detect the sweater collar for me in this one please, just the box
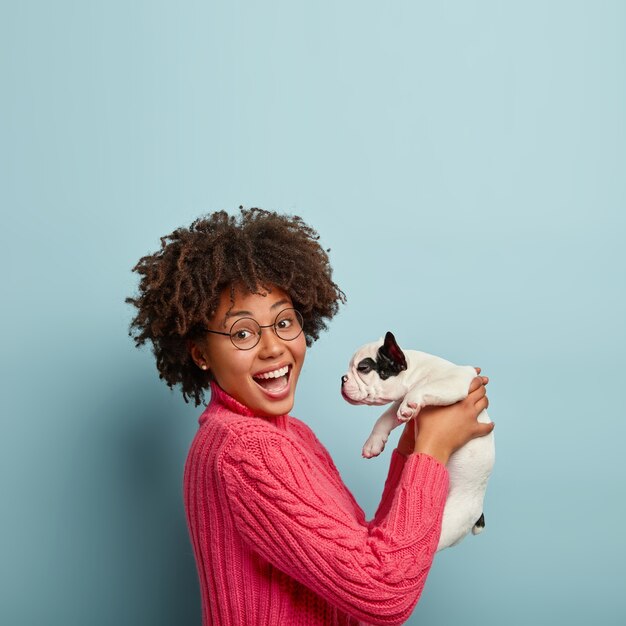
[200,381,290,427]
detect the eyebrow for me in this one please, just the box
[224,299,291,319]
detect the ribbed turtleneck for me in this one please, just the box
[198,381,290,429]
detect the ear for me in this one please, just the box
[379,331,407,370]
[188,340,210,371]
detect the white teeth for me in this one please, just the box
[254,365,289,380]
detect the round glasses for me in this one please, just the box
[205,308,304,350]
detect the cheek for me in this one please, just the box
[356,371,376,390]
[205,340,251,380]
[292,336,307,368]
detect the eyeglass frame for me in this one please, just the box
[204,307,304,350]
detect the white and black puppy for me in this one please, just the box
[341,331,495,551]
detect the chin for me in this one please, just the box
[250,392,295,417]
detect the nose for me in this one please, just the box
[341,375,348,386]
[258,326,285,357]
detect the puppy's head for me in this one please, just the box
[341,331,408,405]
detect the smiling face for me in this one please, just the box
[189,285,306,417]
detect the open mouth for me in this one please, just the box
[252,364,291,395]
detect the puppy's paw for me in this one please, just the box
[397,401,420,422]
[362,434,387,459]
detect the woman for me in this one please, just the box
[126,207,492,625]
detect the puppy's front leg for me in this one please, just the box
[362,401,402,458]
[398,390,424,421]
[397,371,473,421]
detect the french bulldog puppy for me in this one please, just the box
[341,331,495,551]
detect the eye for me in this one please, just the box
[229,319,260,346]
[357,358,376,374]
[274,309,303,341]
[276,315,293,330]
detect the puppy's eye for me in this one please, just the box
[357,358,376,374]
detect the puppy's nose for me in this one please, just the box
[341,375,348,386]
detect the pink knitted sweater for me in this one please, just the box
[183,382,449,626]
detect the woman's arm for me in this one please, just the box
[221,425,449,626]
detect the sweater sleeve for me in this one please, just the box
[289,418,368,526]
[221,425,449,626]
[369,448,410,528]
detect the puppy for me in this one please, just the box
[341,331,495,551]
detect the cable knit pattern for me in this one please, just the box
[184,382,449,626]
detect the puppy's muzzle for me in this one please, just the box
[341,375,348,386]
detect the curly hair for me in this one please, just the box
[126,207,346,406]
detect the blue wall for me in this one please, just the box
[2,2,625,624]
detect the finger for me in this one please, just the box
[475,421,495,437]
[468,376,484,393]
[468,380,487,399]
[474,367,482,374]
[482,376,489,385]
[473,394,489,413]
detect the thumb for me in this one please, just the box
[476,421,495,437]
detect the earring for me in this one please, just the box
[201,364,208,371]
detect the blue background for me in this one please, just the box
[2,2,625,625]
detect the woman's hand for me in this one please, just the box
[397,368,494,464]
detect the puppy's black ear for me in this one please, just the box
[381,332,407,368]
[377,331,407,379]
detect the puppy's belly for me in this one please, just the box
[446,412,495,486]
[437,414,495,551]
